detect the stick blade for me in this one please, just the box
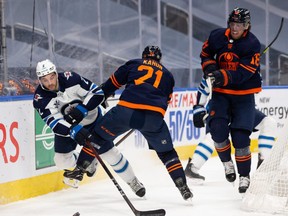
[136,208,166,216]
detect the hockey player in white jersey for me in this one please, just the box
[33,59,145,197]
[185,77,277,183]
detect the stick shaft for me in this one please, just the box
[86,141,139,214]
[260,17,284,56]
[115,129,134,146]
[86,141,166,216]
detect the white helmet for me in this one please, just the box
[36,59,57,78]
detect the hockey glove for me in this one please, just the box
[207,69,231,87]
[193,105,207,128]
[203,63,218,78]
[64,104,88,124]
[70,124,95,147]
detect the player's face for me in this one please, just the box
[229,22,248,40]
[39,72,58,91]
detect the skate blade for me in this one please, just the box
[63,177,80,189]
[186,197,193,204]
[187,178,205,185]
[240,193,246,199]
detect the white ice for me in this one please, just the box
[0,150,280,216]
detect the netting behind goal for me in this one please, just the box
[242,121,288,214]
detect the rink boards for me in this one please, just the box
[0,87,287,204]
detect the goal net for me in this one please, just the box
[242,122,288,214]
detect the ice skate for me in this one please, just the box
[185,158,205,183]
[63,167,85,188]
[63,160,96,188]
[239,176,250,193]
[223,160,236,183]
[174,177,193,201]
[128,177,146,197]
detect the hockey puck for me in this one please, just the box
[73,212,80,216]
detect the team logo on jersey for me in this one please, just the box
[54,100,60,108]
[34,93,43,101]
[218,52,239,71]
[64,71,72,80]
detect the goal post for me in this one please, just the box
[241,121,288,214]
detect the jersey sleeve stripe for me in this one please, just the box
[220,69,229,86]
[110,74,122,88]
[202,60,217,69]
[239,63,257,73]
[201,51,210,58]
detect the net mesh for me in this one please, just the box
[242,122,288,214]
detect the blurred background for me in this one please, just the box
[1,0,288,96]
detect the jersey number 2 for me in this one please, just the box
[134,65,163,88]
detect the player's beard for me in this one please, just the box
[48,80,59,92]
[48,84,56,91]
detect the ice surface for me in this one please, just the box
[0,151,280,216]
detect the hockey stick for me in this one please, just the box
[115,129,135,147]
[202,77,213,121]
[260,17,284,56]
[206,77,213,102]
[65,130,135,189]
[84,140,166,216]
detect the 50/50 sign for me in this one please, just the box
[168,110,201,142]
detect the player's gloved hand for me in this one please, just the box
[64,104,88,124]
[207,69,231,87]
[203,63,218,78]
[70,124,96,147]
[193,105,207,128]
